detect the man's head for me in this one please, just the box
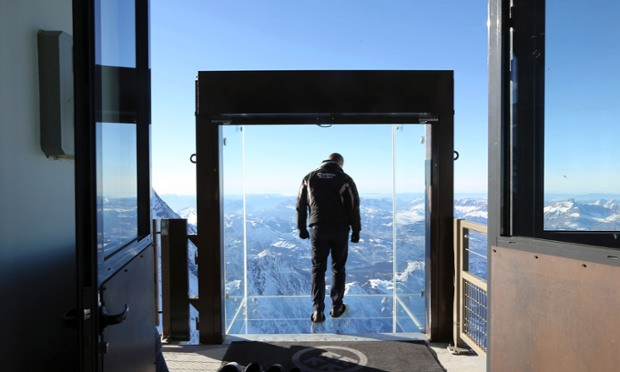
[328,153,344,167]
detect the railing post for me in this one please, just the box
[153,219,160,327]
[160,218,190,341]
[451,219,469,352]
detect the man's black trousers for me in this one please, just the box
[310,224,349,313]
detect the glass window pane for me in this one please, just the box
[96,0,136,67]
[98,123,138,257]
[544,0,620,231]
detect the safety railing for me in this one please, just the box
[453,219,488,357]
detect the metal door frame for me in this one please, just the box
[195,70,454,343]
[74,0,152,370]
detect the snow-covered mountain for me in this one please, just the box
[152,189,198,281]
[544,198,620,230]
[152,191,620,337]
[454,198,488,224]
[151,192,488,336]
[177,207,197,226]
[152,189,180,220]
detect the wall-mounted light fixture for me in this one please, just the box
[37,30,74,158]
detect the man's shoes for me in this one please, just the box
[330,304,348,318]
[265,364,285,372]
[244,362,263,372]
[217,362,242,372]
[310,310,325,323]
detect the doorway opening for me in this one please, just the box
[221,123,428,335]
[195,70,454,343]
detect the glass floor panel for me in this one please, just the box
[226,294,425,335]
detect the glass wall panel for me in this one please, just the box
[223,124,427,335]
[222,125,246,333]
[97,122,138,258]
[544,0,620,231]
[394,124,427,333]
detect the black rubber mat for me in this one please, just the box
[221,340,446,372]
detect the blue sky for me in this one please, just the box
[544,0,620,196]
[150,0,489,196]
[221,124,427,195]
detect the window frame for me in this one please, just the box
[93,0,152,284]
[507,0,620,249]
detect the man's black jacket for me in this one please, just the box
[296,160,361,233]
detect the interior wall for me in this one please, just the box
[489,245,620,371]
[0,1,77,369]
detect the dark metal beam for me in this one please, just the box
[195,107,225,344]
[160,219,190,341]
[425,74,455,341]
[136,0,151,239]
[73,0,99,368]
[199,70,451,121]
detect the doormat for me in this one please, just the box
[221,340,445,372]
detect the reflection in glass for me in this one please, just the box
[97,123,138,257]
[466,230,487,281]
[223,124,427,334]
[96,0,136,67]
[544,1,620,231]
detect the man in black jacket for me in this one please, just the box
[296,153,361,323]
